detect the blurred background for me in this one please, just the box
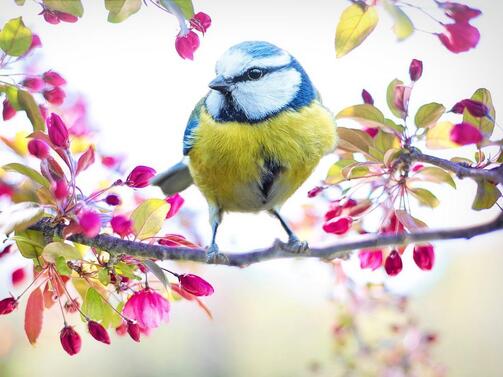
[1,0,503,376]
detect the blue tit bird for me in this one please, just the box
[152,41,336,260]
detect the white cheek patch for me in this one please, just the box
[205,90,225,119]
[232,68,302,121]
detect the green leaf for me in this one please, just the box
[326,159,357,184]
[410,188,440,208]
[415,167,456,189]
[6,86,21,110]
[0,17,32,57]
[102,301,123,329]
[14,229,45,259]
[143,260,168,288]
[18,90,46,132]
[82,288,105,322]
[395,210,427,231]
[336,127,374,156]
[342,163,370,179]
[15,0,27,5]
[2,163,51,188]
[463,88,496,138]
[105,0,142,23]
[335,104,387,128]
[131,199,169,240]
[115,261,139,280]
[382,0,414,40]
[415,103,445,128]
[98,268,111,286]
[42,241,82,263]
[171,0,194,19]
[374,130,399,155]
[425,121,458,149]
[43,0,83,17]
[0,202,44,234]
[472,180,501,210]
[55,255,72,276]
[384,118,405,134]
[335,4,379,58]
[386,79,406,119]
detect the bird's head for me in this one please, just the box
[205,41,316,123]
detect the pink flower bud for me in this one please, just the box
[79,211,101,238]
[43,70,66,86]
[364,127,378,138]
[358,249,383,271]
[307,186,324,198]
[409,59,423,81]
[393,84,411,114]
[115,322,127,336]
[324,206,342,221]
[60,326,82,356]
[412,164,424,172]
[450,122,483,145]
[110,215,132,238]
[22,77,45,92]
[322,217,352,235]
[54,11,78,23]
[342,199,358,209]
[42,9,60,24]
[451,99,489,117]
[127,321,141,342]
[175,30,200,60]
[29,34,42,50]
[437,22,480,53]
[361,89,374,105]
[88,321,111,345]
[28,139,50,159]
[43,86,66,105]
[384,250,403,276]
[179,274,214,296]
[165,193,184,219]
[436,1,481,22]
[413,244,435,271]
[105,194,121,206]
[47,113,69,148]
[0,183,14,198]
[0,297,18,315]
[52,180,69,200]
[190,12,212,34]
[101,156,119,169]
[0,245,13,259]
[126,165,156,188]
[39,105,48,120]
[2,99,16,121]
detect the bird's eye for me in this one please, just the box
[247,68,264,81]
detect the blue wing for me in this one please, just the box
[183,97,206,156]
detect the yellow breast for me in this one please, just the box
[188,101,336,212]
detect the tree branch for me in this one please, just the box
[25,151,503,268]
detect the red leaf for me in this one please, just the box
[76,145,95,175]
[24,287,44,345]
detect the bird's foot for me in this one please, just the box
[206,243,229,264]
[281,236,310,255]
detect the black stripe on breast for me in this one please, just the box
[259,157,284,200]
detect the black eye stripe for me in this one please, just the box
[231,64,290,83]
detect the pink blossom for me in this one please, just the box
[438,22,480,53]
[28,139,50,159]
[43,86,66,105]
[54,11,78,23]
[122,288,170,331]
[450,122,483,145]
[190,12,212,34]
[451,99,489,117]
[436,1,481,22]
[393,84,411,114]
[110,215,132,238]
[175,30,200,60]
[384,250,403,276]
[43,70,66,86]
[22,77,45,92]
[60,326,81,356]
[79,211,101,237]
[413,244,435,270]
[47,113,69,148]
[2,99,16,121]
[361,89,374,105]
[126,165,156,188]
[165,193,184,219]
[359,249,383,271]
[179,274,214,296]
[88,321,111,345]
[409,59,423,81]
[322,217,352,235]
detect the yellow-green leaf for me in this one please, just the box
[15,0,27,5]
[382,0,414,40]
[0,17,32,57]
[395,210,427,231]
[6,86,21,110]
[426,121,458,149]
[105,0,142,23]
[143,259,168,288]
[472,180,501,210]
[55,255,72,276]
[14,229,45,259]
[3,163,50,188]
[410,188,440,208]
[336,104,387,128]
[82,288,105,322]
[386,79,405,119]
[43,0,83,17]
[463,88,496,138]
[131,199,170,240]
[0,202,44,234]
[336,127,374,156]
[326,159,356,184]
[171,0,194,19]
[18,89,46,132]
[415,102,445,128]
[335,4,379,58]
[42,241,82,263]
[415,167,456,188]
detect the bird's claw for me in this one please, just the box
[206,244,229,264]
[282,237,309,255]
